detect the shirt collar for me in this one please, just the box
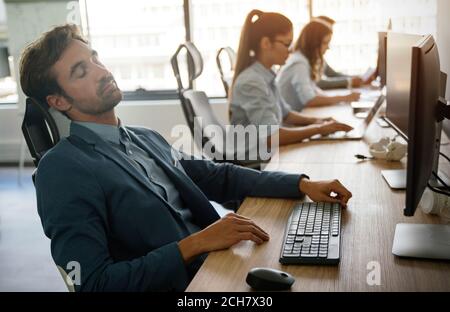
[72,119,129,145]
[251,61,277,85]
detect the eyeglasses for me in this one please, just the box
[273,40,292,49]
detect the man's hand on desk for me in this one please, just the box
[299,179,353,208]
[178,213,269,263]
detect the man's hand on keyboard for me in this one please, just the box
[299,179,353,208]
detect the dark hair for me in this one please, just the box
[19,24,88,105]
[293,20,332,81]
[231,10,293,92]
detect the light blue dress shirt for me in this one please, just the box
[230,61,291,127]
[73,120,201,234]
[230,62,292,159]
[277,51,318,111]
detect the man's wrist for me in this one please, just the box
[178,232,203,264]
[298,174,311,195]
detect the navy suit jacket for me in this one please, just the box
[36,123,305,291]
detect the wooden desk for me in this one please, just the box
[187,105,450,292]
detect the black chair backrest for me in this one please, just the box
[170,42,204,135]
[21,97,60,167]
[216,47,236,97]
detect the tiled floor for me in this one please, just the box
[0,167,66,292]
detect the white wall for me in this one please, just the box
[0,98,228,162]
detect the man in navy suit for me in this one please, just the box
[19,25,352,291]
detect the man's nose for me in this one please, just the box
[93,62,110,79]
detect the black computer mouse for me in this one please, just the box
[246,267,295,291]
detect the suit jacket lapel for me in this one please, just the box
[69,123,172,208]
[127,130,220,227]
[70,123,220,228]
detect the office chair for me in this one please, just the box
[21,98,76,292]
[171,42,260,169]
[216,47,236,97]
[21,97,60,178]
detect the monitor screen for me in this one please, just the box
[385,32,424,138]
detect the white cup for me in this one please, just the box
[420,188,450,223]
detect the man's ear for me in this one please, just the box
[46,94,72,113]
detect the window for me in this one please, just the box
[81,0,438,101]
[191,0,310,97]
[312,0,438,76]
[84,0,185,95]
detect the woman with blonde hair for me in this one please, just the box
[277,18,361,111]
[230,10,352,152]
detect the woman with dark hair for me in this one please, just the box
[277,19,361,111]
[230,10,352,153]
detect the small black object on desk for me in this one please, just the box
[246,267,295,291]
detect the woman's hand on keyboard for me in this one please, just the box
[318,121,353,136]
[299,179,353,208]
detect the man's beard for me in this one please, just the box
[63,77,123,115]
[65,92,122,116]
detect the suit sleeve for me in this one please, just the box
[150,130,308,206]
[180,157,308,204]
[36,150,190,292]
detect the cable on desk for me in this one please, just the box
[354,154,374,160]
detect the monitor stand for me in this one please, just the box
[381,169,406,189]
[382,169,450,190]
[392,223,450,260]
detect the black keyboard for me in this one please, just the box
[279,202,342,265]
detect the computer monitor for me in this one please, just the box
[405,35,446,216]
[376,32,387,87]
[390,34,450,260]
